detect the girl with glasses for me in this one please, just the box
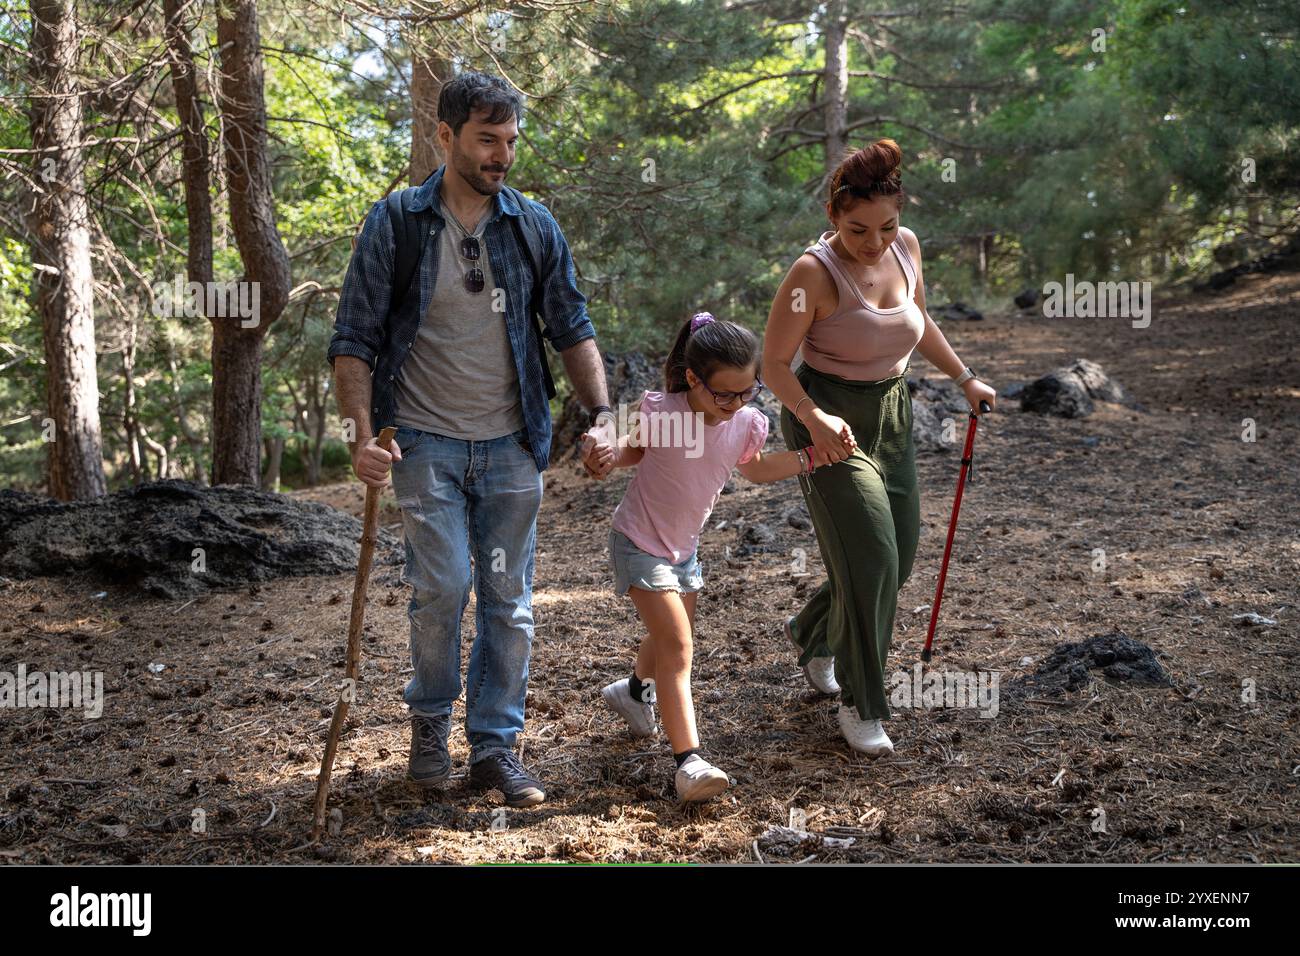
[589,312,854,801]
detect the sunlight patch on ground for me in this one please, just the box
[533,587,610,607]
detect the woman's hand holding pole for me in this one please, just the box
[961,378,997,415]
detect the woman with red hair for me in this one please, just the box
[762,139,997,757]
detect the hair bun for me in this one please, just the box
[862,138,902,179]
[827,138,906,212]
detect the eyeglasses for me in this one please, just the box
[697,376,764,407]
[460,235,485,294]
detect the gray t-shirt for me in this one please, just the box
[393,206,525,440]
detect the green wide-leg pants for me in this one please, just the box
[780,362,921,721]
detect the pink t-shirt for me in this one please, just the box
[611,389,770,563]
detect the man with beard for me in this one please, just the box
[329,71,616,806]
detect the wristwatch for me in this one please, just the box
[953,366,977,386]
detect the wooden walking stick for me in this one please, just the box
[311,425,397,840]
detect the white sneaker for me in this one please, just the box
[674,754,730,802]
[600,677,657,737]
[786,616,839,695]
[837,706,894,758]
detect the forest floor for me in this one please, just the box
[3,270,1297,864]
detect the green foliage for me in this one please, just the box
[1,0,1295,491]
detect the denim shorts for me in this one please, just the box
[609,529,703,597]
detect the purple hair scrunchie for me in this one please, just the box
[690,311,715,333]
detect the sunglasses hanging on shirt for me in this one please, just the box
[459,235,485,294]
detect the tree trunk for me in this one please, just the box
[822,0,849,182]
[262,434,284,491]
[308,379,330,486]
[121,319,144,483]
[164,0,215,486]
[141,427,168,481]
[410,48,450,185]
[163,0,213,288]
[972,233,991,284]
[210,320,264,485]
[284,378,309,480]
[212,0,291,486]
[27,0,106,500]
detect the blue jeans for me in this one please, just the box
[608,529,703,597]
[389,424,543,764]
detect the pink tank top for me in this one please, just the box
[800,231,926,381]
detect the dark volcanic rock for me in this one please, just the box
[1194,235,1300,292]
[732,519,778,557]
[932,301,984,322]
[1014,287,1039,309]
[550,350,663,463]
[1021,370,1095,418]
[784,505,812,531]
[907,376,969,452]
[1019,358,1131,418]
[748,388,785,449]
[0,481,400,598]
[1004,633,1172,700]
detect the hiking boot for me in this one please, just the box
[468,750,546,808]
[600,677,657,737]
[837,706,893,758]
[408,714,452,788]
[786,616,839,695]
[674,754,730,803]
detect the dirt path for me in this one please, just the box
[2,272,1296,863]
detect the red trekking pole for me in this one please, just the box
[922,400,991,663]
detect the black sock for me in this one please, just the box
[673,747,700,768]
[629,673,648,702]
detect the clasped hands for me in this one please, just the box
[579,415,618,479]
[577,407,859,479]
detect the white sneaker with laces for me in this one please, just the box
[837,706,894,757]
[674,754,730,802]
[600,677,657,737]
[785,616,839,695]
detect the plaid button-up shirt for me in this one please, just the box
[327,164,595,471]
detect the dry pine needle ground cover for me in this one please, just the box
[1,272,1296,864]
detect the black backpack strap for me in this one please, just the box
[503,186,558,401]
[386,187,429,314]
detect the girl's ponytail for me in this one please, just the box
[663,318,697,393]
[663,311,761,393]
